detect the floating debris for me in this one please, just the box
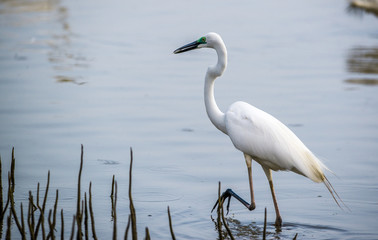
[181,128,194,132]
[55,75,86,85]
[97,159,120,165]
[344,78,378,86]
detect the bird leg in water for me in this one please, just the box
[211,188,254,214]
[212,154,256,213]
[262,166,282,227]
[246,155,256,211]
[268,179,282,227]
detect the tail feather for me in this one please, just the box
[323,175,349,211]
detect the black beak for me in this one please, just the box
[173,41,200,54]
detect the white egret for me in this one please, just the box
[174,32,344,227]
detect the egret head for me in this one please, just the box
[173,32,222,54]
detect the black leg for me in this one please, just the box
[212,188,255,214]
[212,154,257,214]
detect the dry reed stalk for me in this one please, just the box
[88,182,98,240]
[27,191,36,240]
[263,207,267,240]
[48,209,54,240]
[216,181,223,240]
[69,215,75,240]
[10,148,15,189]
[34,171,50,239]
[111,175,115,199]
[111,175,116,218]
[128,148,137,240]
[6,214,11,240]
[8,150,27,239]
[53,190,59,229]
[9,177,23,236]
[220,202,234,240]
[47,189,59,239]
[76,144,84,240]
[37,183,40,208]
[61,209,64,240]
[84,193,89,240]
[112,179,118,240]
[217,182,234,240]
[145,227,150,240]
[2,174,10,220]
[20,203,26,240]
[124,215,131,240]
[167,206,176,240]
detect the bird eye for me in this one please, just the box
[197,37,206,44]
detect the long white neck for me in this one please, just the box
[204,42,227,134]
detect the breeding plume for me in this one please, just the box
[174,32,343,227]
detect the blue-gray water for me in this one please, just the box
[0,0,377,239]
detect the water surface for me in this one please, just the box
[0,0,377,239]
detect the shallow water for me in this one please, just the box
[0,0,378,239]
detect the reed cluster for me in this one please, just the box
[0,145,176,240]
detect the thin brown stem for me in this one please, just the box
[47,189,59,239]
[145,227,150,240]
[9,180,23,234]
[124,215,131,240]
[6,214,11,240]
[37,183,40,209]
[28,191,36,240]
[167,206,176,240]
[1,172,11,218]
[10,148,15,189]
[111,175,115,199]
[20,203,26,240]
[84,193,88,240]
[61,209,64,240]
[263,207,267,240]
[48,209,54,240]
[216,182,222,240]
[220,199,234,240]
[37,205,46,240]
[76,145,84,240]
[69,215,75,240]
[53,190,58,230]
[111,175,115,219]
[293,233,298,240]
[35,171,50,240]
[112,181,118,240]
[129,148,137,240]
[88,182,97,240]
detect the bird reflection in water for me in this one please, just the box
[348,0,378,17]
[345,46,378,86]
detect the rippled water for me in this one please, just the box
[1,0,377,239]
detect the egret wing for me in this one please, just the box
[224,101,326,182]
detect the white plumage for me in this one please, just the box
[225,101,326,182]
